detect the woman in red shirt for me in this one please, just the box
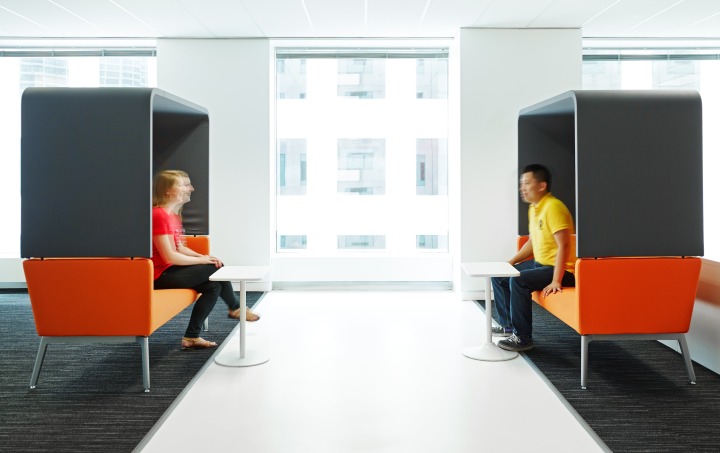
[152,170,259,349]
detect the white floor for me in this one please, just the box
[136,290,609,453]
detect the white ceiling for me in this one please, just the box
[1,0,720,40]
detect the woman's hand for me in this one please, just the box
[205,255,223,268]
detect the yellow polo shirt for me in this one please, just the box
[528,193,576,273]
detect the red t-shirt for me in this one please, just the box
[151,207,183,280]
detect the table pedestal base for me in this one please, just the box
[215,348,269,367]
[462,343,518,361]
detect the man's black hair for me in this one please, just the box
[522,164,552,191]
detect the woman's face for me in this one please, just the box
[180,177,194,204]
[166,178,186,206]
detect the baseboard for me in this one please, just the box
[244,281,272,292]
[461,290,486,301]
[272,281,452,291]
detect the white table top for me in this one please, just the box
[462,262,519,278]
[209,265,270,282]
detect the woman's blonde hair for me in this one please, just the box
[152,170,185,207]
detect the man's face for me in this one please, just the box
[519,172,546,204]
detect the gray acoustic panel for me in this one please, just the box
[152,110,210,236]
[517,112,576,237]
[21,87,209,258]
[518,90,703,258]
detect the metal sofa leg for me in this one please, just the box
[203,318,209,331]
[581,335,590,390]
[677,334,697,385]
[30,337,50,389]
[137,336,151,392]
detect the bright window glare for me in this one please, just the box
[275,54,449,254]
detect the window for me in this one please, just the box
[277,139,307,195]
[416,138,447,195]
[337,59,385,99]
[337,139,385,195]
[582,44,720,261]
[338,235,386,250]
[0,50,156,258]
[275,46,449,259]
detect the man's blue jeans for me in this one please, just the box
[490,260,575,340]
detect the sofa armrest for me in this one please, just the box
[575,257,701,334]
[183,235,209,255]
[23,258,157,336]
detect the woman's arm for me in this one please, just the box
[154,234,216,266]
[177,241,224,266]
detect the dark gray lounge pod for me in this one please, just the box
[518,90,703,258]
[21,87,209,258]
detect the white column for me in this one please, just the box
[455,28,582,299]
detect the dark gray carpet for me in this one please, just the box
[481,300,720,453]
[0,290,263,453]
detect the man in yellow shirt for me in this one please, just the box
[491,164,577,352]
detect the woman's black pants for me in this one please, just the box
[154,264,240,338]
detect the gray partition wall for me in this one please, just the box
[518,90,703,258]
[21,87,209,258]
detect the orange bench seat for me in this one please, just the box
[23,236,209,392]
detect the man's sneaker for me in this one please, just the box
[491,326,513,337]
[497,334,534,352]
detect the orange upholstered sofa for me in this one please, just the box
[517,236,701,389]
[23,236,209,392]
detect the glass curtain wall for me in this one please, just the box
[582,43,720,262]
[0,49,156,257]
[275,48,449,258]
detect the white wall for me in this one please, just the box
[456,28,582,299]
[157,39,272,290]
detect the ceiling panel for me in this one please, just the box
[622,0,720,38]
[581,0,685,37]
[2,0,720,40]
[178,0,263,37]
[529,0,620,28]
[472,0,558,28]
[239,0,314,37]
[1,0,84,37]
[53,0,160,37]
[305,0,364,37]
[113,0,212,37]
[682,11,720,37]
[421,0,493,36]
[365,0,429,37]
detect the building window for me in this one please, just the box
[338,235,386,250]
[417,235,448,250]
[337,139,385,195]
[19,58,69,90]
[338,58,385,99]
[416,138,447,195]
[276,58,307,99]
[100,57,149,87]
[416,58,448,99]
[278,139,307,195]
[279,235,307,250]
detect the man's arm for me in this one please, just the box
[542,229,571,296]
[508,237,534,265]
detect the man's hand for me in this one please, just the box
[542,281,563,297]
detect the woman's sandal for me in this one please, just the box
[228,308,260,322]
[181,337,218,350]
